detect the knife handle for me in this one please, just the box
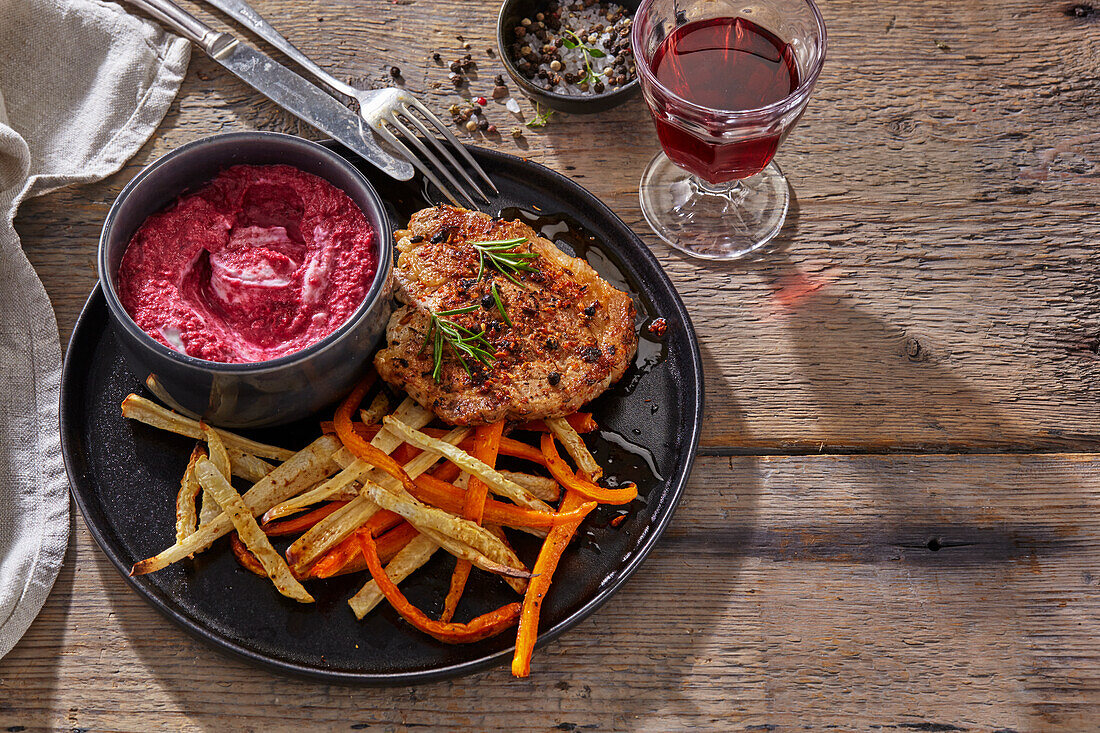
[124,0,225,53]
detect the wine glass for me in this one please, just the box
[631,0,828,259]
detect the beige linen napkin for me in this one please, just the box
[0,0,189,658]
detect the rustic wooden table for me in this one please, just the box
[4,0,1099,730]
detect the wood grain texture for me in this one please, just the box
[15,0,1100,452]
[4,454,1100,731]
[7,0,1100,728]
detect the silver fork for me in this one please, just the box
[201,0,497,208]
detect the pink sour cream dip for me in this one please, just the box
[117,164,377,364]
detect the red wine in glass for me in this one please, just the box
[650,17,800,183]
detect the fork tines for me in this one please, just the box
[367,91,498,209]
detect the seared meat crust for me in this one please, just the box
[374,205,637,425]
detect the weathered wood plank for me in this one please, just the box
[2,453,1098,730]
[15,0,1100,453]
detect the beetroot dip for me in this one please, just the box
[117,164,377,364]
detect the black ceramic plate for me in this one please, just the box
[61,144,703,684]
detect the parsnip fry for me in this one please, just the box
[349,533,438,619]
[286,428,467,574]
[263,455,367,523]
[227,448,275,483]
[360,392,390,426]
[498,471,560,502]
[382,417,553,513]
[282,403,442,573]
[285,496,381,573]
[200,423,231,525]
[545,416,602,480]
[131,435,341,574]
[121,394,294,461]
[175,445,205,545]
[195,458,313,603]
[357,478,530,579]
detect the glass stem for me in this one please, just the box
[692,176,747,204]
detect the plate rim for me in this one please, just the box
[61,144,705,684]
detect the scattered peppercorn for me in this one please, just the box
[583,303,596,317]
[389,66,401,78]
[475,96,488,106]
[432,52,442,62]
[465,119,479,132]
[486,124,498,134]
[492,84,509,99]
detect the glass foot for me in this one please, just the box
[638,153,790,260]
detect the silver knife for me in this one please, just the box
[124,0,414,181]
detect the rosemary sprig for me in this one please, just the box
[422,304,495,381]
[470,237,540,286]
[491,282,512,326]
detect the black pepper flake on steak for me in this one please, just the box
[409,234,425,243]
[545,337,559,351]
[481,292,496,309]
[581,345,601,363]
[548,371,561,386]
[583,303,596,317]
[430,229,449,244]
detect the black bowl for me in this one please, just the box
[497,0,641,115]
[97,132,394,429]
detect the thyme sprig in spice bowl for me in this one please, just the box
[561,28,607,88]
[504,1,636,98]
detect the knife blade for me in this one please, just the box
[124,0,414,181]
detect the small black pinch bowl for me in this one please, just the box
[497,0,641,115]
[97,131,394,429]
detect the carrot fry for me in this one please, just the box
[358,532,521,644]
[391,443,422,465]
[306,533,361,579]
[512,492,597,677]
[303,509,403,577]
[373,522,421,564]
[442,421,504,622]
[309,519,416,578]
[230,532,266,577]
[540,434,638,505]
[333,373,378,452]
[498,437,550,466]
[321,421,382,440]
[411,474,555,532]
[362,508,405,537]
[261,501,348,537]
[431,460,463,484]
[515,413,598,434]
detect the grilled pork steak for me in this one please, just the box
[374,205,638,425]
